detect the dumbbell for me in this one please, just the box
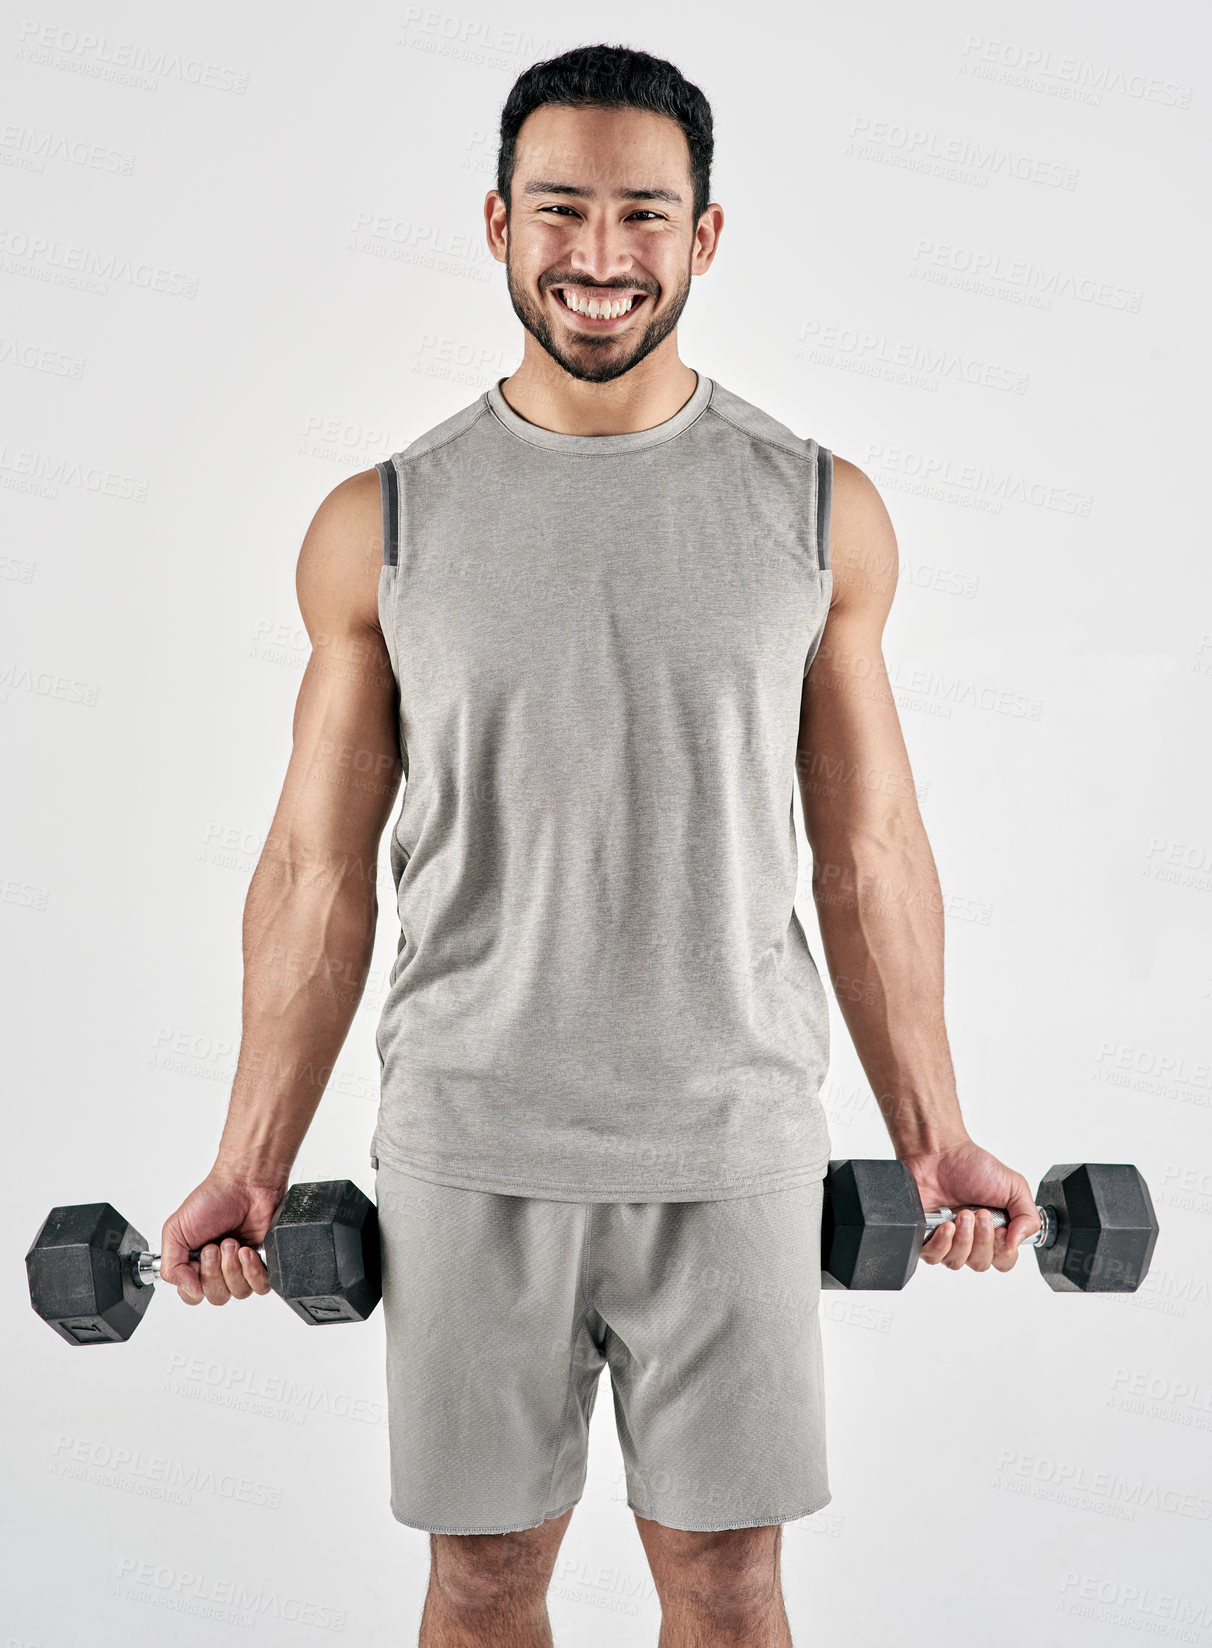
[25,1179,381,1345]
[821,1160,1159,1292]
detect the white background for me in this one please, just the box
[4,1,1210,1643]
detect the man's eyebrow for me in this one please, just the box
[521,179,683,206]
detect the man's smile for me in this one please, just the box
[550,284,651,328]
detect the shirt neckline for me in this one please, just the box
[484,370,713,455]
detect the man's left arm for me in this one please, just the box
[797,455,1040,1272]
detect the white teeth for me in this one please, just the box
[560,289,638,319]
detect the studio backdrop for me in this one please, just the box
[4,2,1209,1644]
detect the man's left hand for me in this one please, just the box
[899,1138,1041,1274]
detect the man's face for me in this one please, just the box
[492,104,709,385]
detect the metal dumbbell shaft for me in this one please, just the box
[133,1243,267,1288]
[926,1203,1057,1249]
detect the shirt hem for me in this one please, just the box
[368,1141,831,1202]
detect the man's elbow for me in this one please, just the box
[805,802,927,868]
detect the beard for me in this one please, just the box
[504,243,693,385]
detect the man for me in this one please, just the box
[162,44,1042,1648]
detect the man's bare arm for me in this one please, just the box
[210,466,403,1190]
[797,457,970,1158]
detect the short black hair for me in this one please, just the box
[497,44,714,226]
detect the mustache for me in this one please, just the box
[545,280,654,296]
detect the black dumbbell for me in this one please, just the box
[821,1159,1159,1293]
[25,1179,381,1345]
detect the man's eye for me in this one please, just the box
[538,206,663,221]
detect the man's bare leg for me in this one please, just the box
[418,1506,575,1647]
[634,1515,793,1647]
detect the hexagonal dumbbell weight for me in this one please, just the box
[25,1179,381,1345]
[821,1159,1158,1292]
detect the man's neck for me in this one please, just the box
[498,357,699,438]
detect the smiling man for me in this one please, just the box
[498,109,694,400]
[161,42,1042,1648]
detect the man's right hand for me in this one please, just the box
[160,1174,283,1306]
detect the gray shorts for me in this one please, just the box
[373,1159,831,1534]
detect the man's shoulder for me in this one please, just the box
[830,455,893,533]
[297,466,387,636]
[705,377,826,465]
[823,455,899,616]
[381,389,493,471]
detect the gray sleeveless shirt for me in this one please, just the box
[370,371,834,1201]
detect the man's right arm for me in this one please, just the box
[209,464,403,1191]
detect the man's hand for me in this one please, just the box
[160,1174,282,1305]
[900,1139,1042,1274]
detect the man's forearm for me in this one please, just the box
[211,842,379,1188]
[810,823,970,1158]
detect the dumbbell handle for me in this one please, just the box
[926,1203,1057,1249]
[136,1212,1056,1284]
[133,1243,266,1288]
